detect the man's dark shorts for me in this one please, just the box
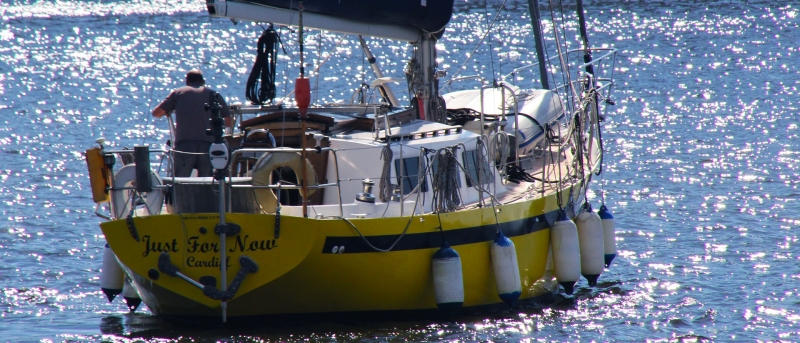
[173,140,213,177]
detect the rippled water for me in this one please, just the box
[1,0,799,342]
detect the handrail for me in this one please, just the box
[230,104,390,116]
[479,82,520,177]
[108,185,169,191]
[98,146,168,220]
[102,148,168,154]
[442,75,486,92]
[101,145,347,217]
[499,83,521,166]
[577,49,617,70]
[231,183,339,190]
[230,147,333,155]
[500,47,617,118]
[502,48,618,83]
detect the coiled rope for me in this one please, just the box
[245,25,281,105]
[378,144,393,202]
[431,147,461,213]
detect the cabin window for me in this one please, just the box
[395,157,428,194]
[462,150,493,187]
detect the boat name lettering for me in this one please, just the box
[231,235,278,252]
[187,236,220,253]
[141,235,179,257]
[181,215,220,220]
[186,255,231,269]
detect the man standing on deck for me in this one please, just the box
[152,69,232,177]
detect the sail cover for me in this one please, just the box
[207,0,454,41]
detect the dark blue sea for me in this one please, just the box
[1,0,799,341]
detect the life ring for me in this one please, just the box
[111,165,164,219]
[251,151,317,213]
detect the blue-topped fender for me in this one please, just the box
[598,204,617,268]
[431,241,464,312]
[490,230,522,304]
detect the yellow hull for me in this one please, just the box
[101,187,577,318]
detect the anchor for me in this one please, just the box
[157,252,258,301]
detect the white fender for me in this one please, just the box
[551,213,581,295]
[576,205,605,287]
[490,230,521,304]
[100,243,124,302]
[431,242,464,311]
[598,204,617,268]
[122,277,142,312]
[111,165,163,219]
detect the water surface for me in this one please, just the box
[1,0,799,341]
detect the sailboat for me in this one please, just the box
[85,0,619,322]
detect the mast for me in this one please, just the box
[420,34,435,120]
[406,33,438,122]
[576,0,595,75]
[296,2,311,218]
[526,0,550,90]
[407,33,446,123]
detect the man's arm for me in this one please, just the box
[153,106,167,118]
[153,91,175,118]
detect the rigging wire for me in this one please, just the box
[546,0,577,104]
[529,0,572,115]
[279,33,346,102]
[278,25,292,148]
[553,120,565,211]
[312,30,322,104]
[341,147,429,252]
[555,0,575,111]
[442,0,509,91]
[141,1,171,147]
[482,0,498,84]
